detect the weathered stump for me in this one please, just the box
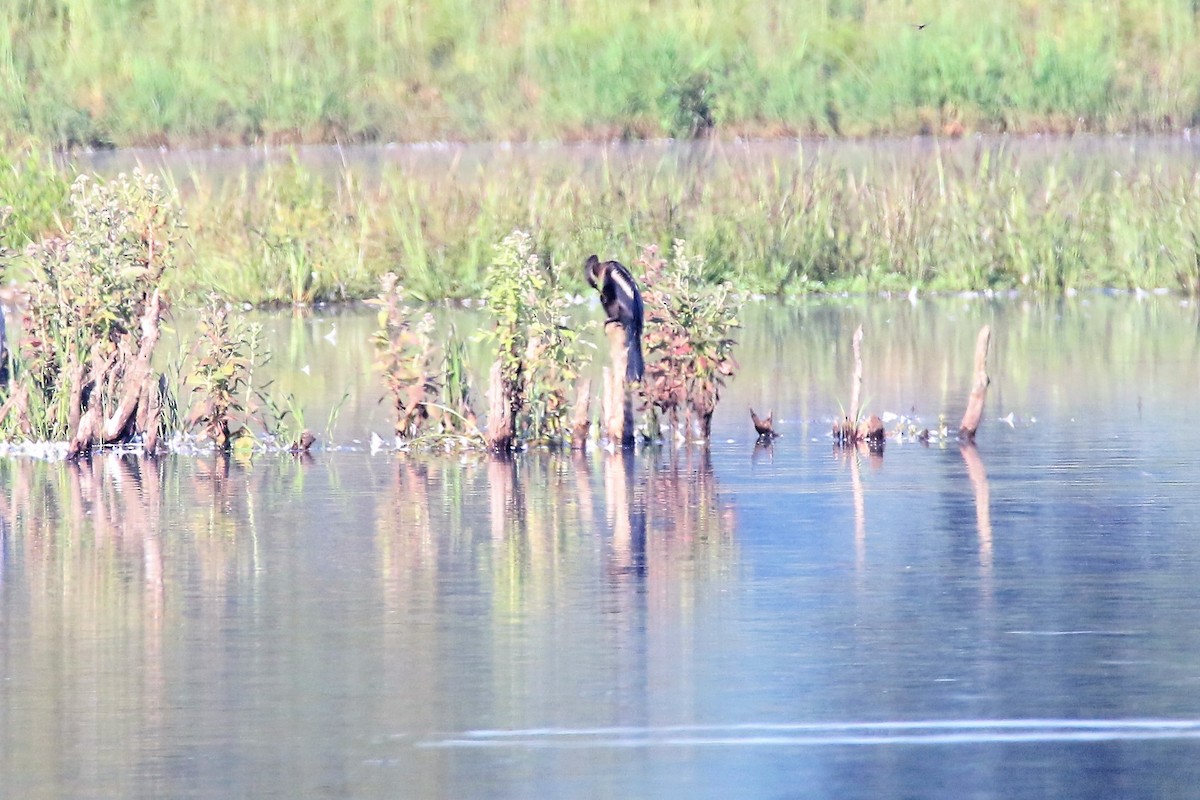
[602,322,634,448]
[959,325,992,441]
[571,379,592,450]
[486,360,516,452]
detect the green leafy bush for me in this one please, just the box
[3,171,180,452]
[638,240,739,440]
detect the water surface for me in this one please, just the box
[3,295,1200,798]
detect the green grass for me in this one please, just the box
[0,146,68,250]
[3,1,1200,149]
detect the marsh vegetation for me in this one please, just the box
[0,168,747,454]
[6,139,1200,308]
[0,171,316,455]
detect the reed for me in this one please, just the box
[7,141,1200,305]
[0,147,69,252]
[176,146,1200,302]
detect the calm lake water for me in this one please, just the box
[4,295,1200,798]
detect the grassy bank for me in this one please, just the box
[3,0,1200,149]
[4,140,1200,304]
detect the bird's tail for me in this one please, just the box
[626,334,644,383]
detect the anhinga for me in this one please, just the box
[585,254,644,383]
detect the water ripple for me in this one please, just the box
[419,720,1200,749]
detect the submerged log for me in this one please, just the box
[959,325,992,441]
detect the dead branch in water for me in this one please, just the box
[959,325,992,441]
[848,324,863,426]
[833,325,883,452]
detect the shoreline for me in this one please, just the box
[41,125,1200,161]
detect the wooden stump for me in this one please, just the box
[571,379,592,450]
[959,325,992,441]
[486,360,515,452]
[602,322,634,448]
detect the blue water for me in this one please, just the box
[3,296,1200,798]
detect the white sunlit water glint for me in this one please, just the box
[420,720,1200,749]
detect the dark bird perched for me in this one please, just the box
[750,406,778,440]
[585,254,644,382]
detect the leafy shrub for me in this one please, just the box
[637,240,739,440]
[484,230,592,448]
[370,273,443,439]
[3,171,180,452]
[371,272,481,446]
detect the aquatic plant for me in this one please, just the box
[637,240,739,440]
[2,171,180,454]
[520,279,593,446]
[182,297,257,449]
[370,273,443,440]
[370,273,482,448]
[13,142,1200,311]
[482,231,537,450]
[183,297,314,452]
[483,231,593,449]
